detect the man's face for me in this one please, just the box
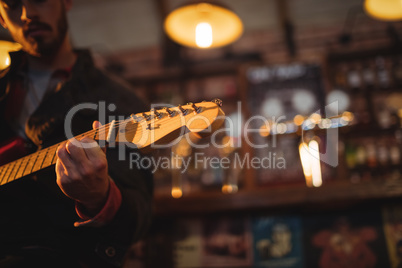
[0,0,72,57]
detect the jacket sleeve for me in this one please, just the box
[90,146,153,266]
[64,53,154,266]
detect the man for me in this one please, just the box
[0,0,152,267]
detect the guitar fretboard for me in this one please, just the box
[0,124,114,186]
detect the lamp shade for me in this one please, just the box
[0,40,21,69]
[364,0,402,21]
[164,2,243,49]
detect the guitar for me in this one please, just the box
[0,99,225,187]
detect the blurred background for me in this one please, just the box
[2,0,402,267]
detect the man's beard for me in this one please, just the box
[16,5,69,57]
[35,7,68,57]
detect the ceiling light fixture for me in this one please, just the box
[164,1,243,49]
[364,0,402,21]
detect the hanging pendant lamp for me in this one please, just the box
[364,0,402,21]
[164,1,244,49]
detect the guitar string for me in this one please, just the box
[2,102,219,182]
[1,104,214,182]
[66,102,214,143]
[72,105,210,143]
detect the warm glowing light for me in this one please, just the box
[259,124,270,137]
[341,111,354,122]
[308,140,323,187]
[173,138,192,157]
[339,118,349,126]
[0,40,22,70]
[299,141,323,187]
[276,123,287,134]
[303,119,315,130]
[310,113,322,124]
[221,135,232,147]
[299,142,313,187]
[196,22,213,48]
[164,2,243,49]
[171,187,183,198]
[364,0,402,21]
[221,136,236,155]
[319,118,332,129]
[222,184,238,194]
[294,115,304,126]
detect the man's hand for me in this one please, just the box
[56,121,109,216]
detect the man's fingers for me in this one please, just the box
[65,138,90,165]
[80,137,106,165]
[92,120,102,130]
[55,158,65,175]
[58,140,95,179]
[92,120,106,154]
[56,143,79,179]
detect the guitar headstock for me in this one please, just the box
[116,99,225,149]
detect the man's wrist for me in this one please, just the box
[79,198,108,216]
[74,178,122,227]
[77,178,111,216]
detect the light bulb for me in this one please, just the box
[308,140,322,187]
[171,187,182,198]
[195,22,213,48]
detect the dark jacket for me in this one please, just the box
[0,50,153,267]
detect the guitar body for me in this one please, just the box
[0,136,31,166]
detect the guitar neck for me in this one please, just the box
[0,100,225,187]
[0,124,114,187]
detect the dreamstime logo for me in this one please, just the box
[62,100,340,169]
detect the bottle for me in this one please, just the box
[389,143,401,180]
[390,144,401,166]
[366,143,377,168]
[334,64,348,88]
[345,144,357,169]
[377,139,389,179]
[377,105,392,129]
[362,60,376,88]
[355,145,366,167]
[378,143,389,167]
[375,56,391,89]
[346,62,362,91]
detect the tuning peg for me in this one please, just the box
[164,107,176,117]
[152,109,163,119]
[191,103,201,113]
[130,113,140,122]
[178,105,188,115]
[142,112,151,121]
[212,98,223,107]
